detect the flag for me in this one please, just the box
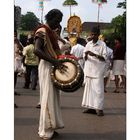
[92,0,107,6]
[38,0,44,10]
[92,0,107,3]
[38,0,51,10]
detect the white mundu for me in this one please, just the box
[38,60,64,138]
[82,40,107,110]
[35,27,64,139]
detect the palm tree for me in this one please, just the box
[63,0,78,17]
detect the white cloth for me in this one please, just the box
[82,40,107,110]
[82,77,104,110]
[112,60,125,75]
[70,44,85,69]
[124,61,126,76]
[14,43,23,72]
[104,46,113,77]
[38,60,64,138]
[14,56,23,72]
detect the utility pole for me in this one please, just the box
[41,6,44,24]
[97,3,101,29]
[38,0,44,24]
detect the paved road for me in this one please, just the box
[15,77,126,140]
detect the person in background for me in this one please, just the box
[98,35,113,92]
[112,37,126,93]
[22,36,39,90]
[103,39,113,92]
[123,53,126,93]
[54,25,71,55]
[82,27,107,116]
[70,37,86,70]
[14,30,23,107]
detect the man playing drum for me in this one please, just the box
[34,9,67,139]
[82,27,107,116]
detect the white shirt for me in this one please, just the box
[70,44,85,69]
[106,46,113,61]
[83,40,107,78]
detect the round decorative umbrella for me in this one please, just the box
[63,0,78,17]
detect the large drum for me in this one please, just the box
[51,55,84,92]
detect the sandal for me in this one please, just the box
[113,90,120,93]
[36,104,41,109]
[104,90,107,93]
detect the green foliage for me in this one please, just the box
[98,1,126,48]
[19,33,28,47]
[111,15,126,35]
[20,12,40,31]
[110,0,126,46]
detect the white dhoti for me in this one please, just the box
[112,60,125,75]
[82,77,104,110]
[38,60,64,138]
[104,61,111,78]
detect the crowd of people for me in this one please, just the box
[14,9,126,140]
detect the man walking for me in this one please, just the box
[82,27,107,116]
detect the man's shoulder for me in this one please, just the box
[24,44,32,50]
[35,27,46,40]
[97,40,106,46]
[23,45,30,52]
[86,41,92,47]
[87,40,92,45]
[36,27,46,33]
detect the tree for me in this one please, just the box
[117,0,126,18]
[20,12,40,31]
[63,0,78,17]
[110,0,126,46]
[111,15,126,36]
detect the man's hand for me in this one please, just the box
[85,51,105,61]
[53,60,68,73]
[85,51,95,60]
[58,64,68,73]
[98,57,105,62]
[85,51,95,56]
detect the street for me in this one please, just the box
[15,77,126,140]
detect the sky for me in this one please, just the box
[14,0,125,28]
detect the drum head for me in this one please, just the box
[55,61,77,83]
[51,58,84,92]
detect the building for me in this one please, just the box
[14,6,21,30]
[82,22,111,32]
